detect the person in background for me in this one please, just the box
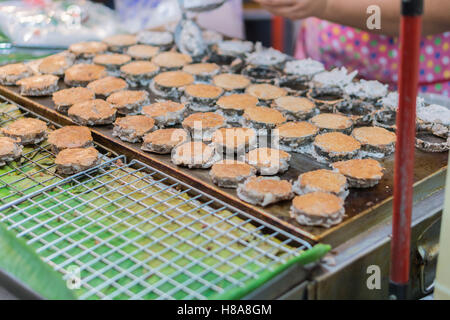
[198,0,244,39]
[255,0,450,96]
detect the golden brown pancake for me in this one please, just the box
[351,126,396,149]
[103,34,137,51]
[310,113,353,132]
[52,87,94,106]
[126,44,159,60]
[332,158,384,188]
[210,160,255,180]
[243,106,286,128]
[106,90,149,115]
[48,126,93,152]
[87,76,128,98]
[183,63,220,76]
[246,84,287,101]
[152,52,192,69]
[120,61,159,76]
[55,146,100,175]
[217,94,258,111]
[171,141,218,168]
[295,169,347,196]
[153,71,194,88]
[292,192,344,217]
[38,54,74,76]
[237,176,293,207]
[276,122,318,139]
[0,63,33,85]
[113,115,156,142]
[185,84,223,99]
[273,96,316,120]
[64,64,107,86]
[0,137,22,165]
[314,132,361,160]
[16,75,59,96]
[182,112,225,130]
[245,147,290,175]
[213,74,250,91]
[142,128,189,154]
[69,41,107,58]
[211,127,256,152]
[68,99,116,126]
[2,118,47,145]
[93,53,131,67]
[210,160,256,188]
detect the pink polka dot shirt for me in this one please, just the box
[295,18,450,96]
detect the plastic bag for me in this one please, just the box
[114,0,181,33]
[0,0,119,48]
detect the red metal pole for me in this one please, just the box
[271,16,284,52]
[390,0,423,300]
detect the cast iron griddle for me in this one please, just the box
[0,81,447,246]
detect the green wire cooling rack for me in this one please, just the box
[0,97,326,300]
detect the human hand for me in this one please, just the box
[254,0,328,20]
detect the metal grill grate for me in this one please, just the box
[1,157,311,300]
[0,95,114,209]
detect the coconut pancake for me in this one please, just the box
[210,160,256,188]
[55,146,100,175]
[182,63,220,78]
[212,74,250,91]
[69,41,107,59]
[0,137,22,166]
[185,84,223,99]
[2,117,47,145]
[246,84,287,102]
[153,71,194,88]
[87,76,128,98]
[68,99,116,126]
[142,128,189,154]
[211,127,257,153]
[152,52,192,69]
[310,113,353,132]
[93,53,132,68]
[47,126,93,153]
[103,34,137,52]
[313,132,361,161]
[16,74,59,96]
[332,159,384,188]
[294,169,348,198]
[273,96,316,120]
[182,112,225,141]
[64,64,107,87]
[275,121,319,150]
[120,61,160,87]
[237,176,293,207]
[243,106,286,129]
[171,141,219,169]
[52,88,94,114]
[112,115,156,143]
[141,101,186,127]
[38,54,74,76]
[126,44,159,60]
[217,94,258,111]
[351,126,396,154]
[0,63,33,85]
[106,90,149,115]
[245,147,290,175]
[290,192,345,227]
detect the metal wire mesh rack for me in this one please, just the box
[0,95,115,209]
[1,156,311,300]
